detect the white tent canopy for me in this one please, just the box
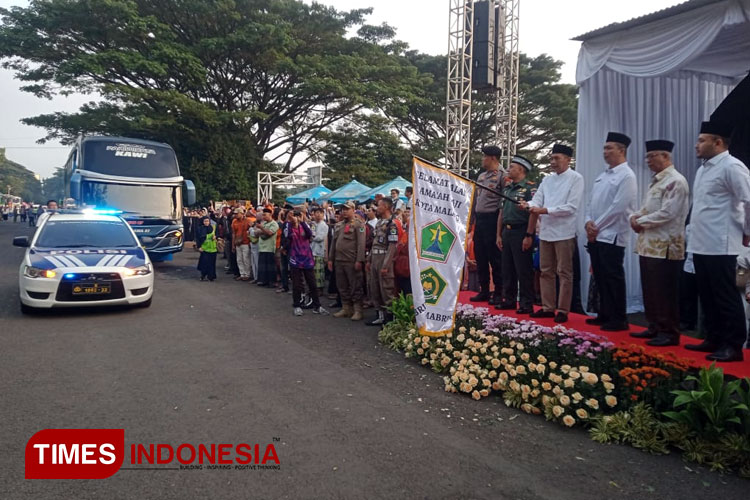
[574,0,750,311]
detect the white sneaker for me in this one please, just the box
[313,307,330,315]
[294,307,303,316]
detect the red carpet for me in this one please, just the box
[457,291,750,379]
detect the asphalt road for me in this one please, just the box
[0,220,746,500]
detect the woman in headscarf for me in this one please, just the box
[196,216,218,281]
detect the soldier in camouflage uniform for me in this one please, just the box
[496,155,537,315]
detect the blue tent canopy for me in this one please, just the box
[355,176,412,202]
[285,185,331,205]
[318,180,371,203]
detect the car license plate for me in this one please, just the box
[72,283,111,295]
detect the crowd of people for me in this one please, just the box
[187,119,749,364]
[191,188,413,325]
[0,201,49,226]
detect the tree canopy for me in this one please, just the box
[0,0,421,200]
[0,149,42,202]
[1,0,577,200]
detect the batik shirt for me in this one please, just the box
[633,165,689,260]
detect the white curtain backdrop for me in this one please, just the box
[576,0,750,83]
[574,0,750,312]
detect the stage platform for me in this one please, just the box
[457,291,750,379]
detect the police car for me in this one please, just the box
[13,209,154,313]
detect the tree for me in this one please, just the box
[41,167,66,203]
[381,52,578,170]
[0,150,42,202]
[0,0,422,201]
[321,114,411,189]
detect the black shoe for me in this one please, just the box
[706,346,744,362]
[200,276,206,281]
[585,317,605,326]
[488,295,502,306]
[516,307,534,315]
[529,309,555,318]
[469,291,490,302]
[685,340,719,352]
[630,329,657,339]
[366,315,385,326]
[646,336,680,347]
[601,322,630,332]
[496,302,517,310]
[553,312,568,324]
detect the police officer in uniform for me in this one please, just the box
[366,198,400,326]
[470,145,505,304]
[496,155,536,314]
[328,200,367,321]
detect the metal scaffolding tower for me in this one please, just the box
[495,0,520,171]
[444,1,520,174]
[256,166,322,205]
[445,0,474,177]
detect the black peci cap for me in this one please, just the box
[551,143,574,157]
[606,132,631,147]
[700,121,734,138]
[645,140,674,153]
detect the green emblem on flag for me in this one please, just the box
[419,219,457,263]
[420,267,447,306]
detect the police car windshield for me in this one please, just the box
[35,220,138,248]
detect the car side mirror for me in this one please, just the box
[13,236,29,247]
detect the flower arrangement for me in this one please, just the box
[400,304,719,425]
[388,303,750,477]
[612,344,692,411]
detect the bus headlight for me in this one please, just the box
[24,266,57,279]
[123,264,152,277]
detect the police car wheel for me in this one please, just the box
[20,302,36,315]
[135,297,152,308]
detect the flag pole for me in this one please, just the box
[413,156,520,205]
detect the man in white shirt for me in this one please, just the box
[310,207,329,296]
[629,140,689,346]
[521,144,584,323]
[405,186,413,210]
[584,132,638,332]
[390,189,405,212]
[366,205,378,231]
[685,121,750,362]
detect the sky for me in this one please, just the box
[0,0,685,178]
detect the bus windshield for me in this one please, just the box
[81,140,180,178]
[81,181,182,220]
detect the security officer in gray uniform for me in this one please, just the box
[366,197,399,326]
[496,155,536,314]
[470,145,505,305]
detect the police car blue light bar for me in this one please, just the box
[81,207,124,215]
